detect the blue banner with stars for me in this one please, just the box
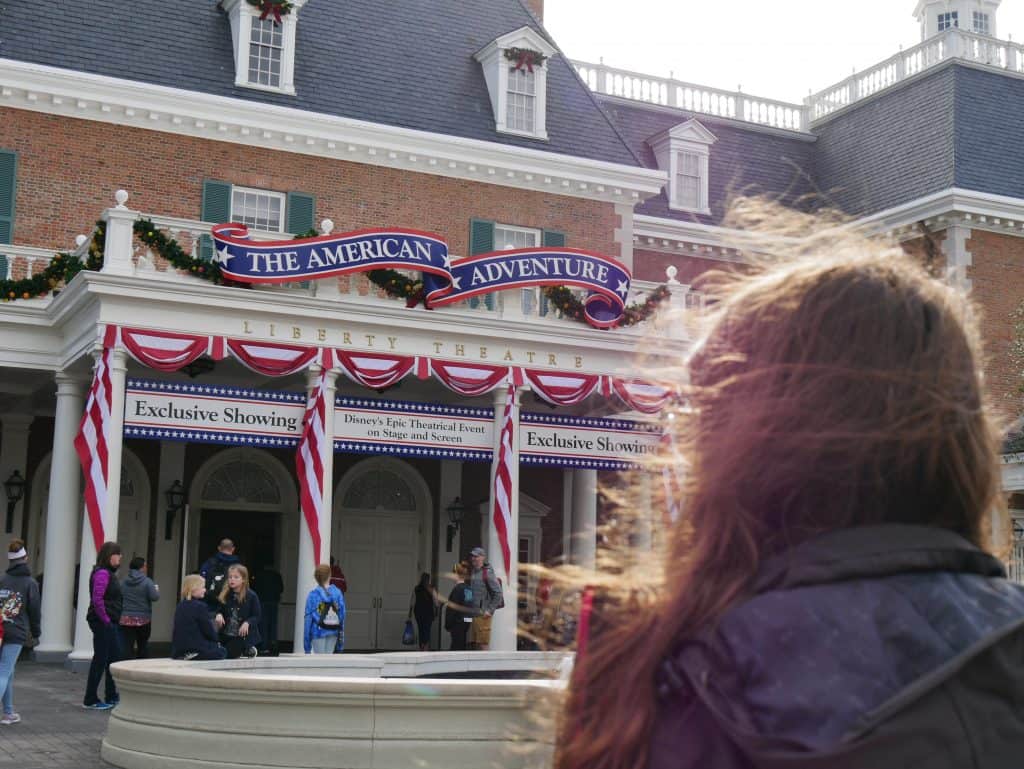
[123,379,658,469]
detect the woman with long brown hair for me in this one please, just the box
[555,232,1024,768]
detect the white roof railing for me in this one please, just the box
[574,27,1024,131]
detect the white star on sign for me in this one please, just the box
[616,280,629,297]
[216,245,237,264]
[451,275,462,290]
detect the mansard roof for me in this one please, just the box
[0,0,640,168]
[599,97,817,225]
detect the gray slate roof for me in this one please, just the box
[599,98,818,225]
[0,0,640,168]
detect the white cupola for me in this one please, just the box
[913,0,1002,40]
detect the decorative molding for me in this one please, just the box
[0,58,666,205]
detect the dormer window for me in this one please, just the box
[222,0,303,95]
[648,119,717,215]
[475,26,557,140]
[973,11,990,34]
[938,11,959,31]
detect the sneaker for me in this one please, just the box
[183,652,199,660]
[0,713,20,725]
[244,646,258,658]
[106,697,120,707]
[82,702,115,711]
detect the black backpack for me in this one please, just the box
[204,562,229,604]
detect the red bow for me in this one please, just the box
[513,50,536,73]
[259,1,284,24]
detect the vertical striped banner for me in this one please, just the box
[74,346,114,551]
[492,384,516,577]
[296,358,332,563]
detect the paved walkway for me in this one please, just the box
[0,661,111,768]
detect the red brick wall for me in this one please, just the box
[633,248,742,285]
[0,109,618,257]
[965,230,1024,421]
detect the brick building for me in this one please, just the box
[1,0,1023,661]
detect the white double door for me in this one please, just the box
[338,512,420,650]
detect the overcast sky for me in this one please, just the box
[545,1,1024,103]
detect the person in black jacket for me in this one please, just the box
[214,564,261,659]
[171,575,226,660]
[83,541,123,710]
[0,539,41,725]
[555,235,1024,769]
[443,561,475,651]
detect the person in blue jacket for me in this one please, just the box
[171,575,226,660]
[304,564,345,654]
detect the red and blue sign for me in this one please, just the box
[210,223,632,328]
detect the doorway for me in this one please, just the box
[334,457,432,651]
[198,509,278,580]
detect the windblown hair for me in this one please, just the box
[218,564,249,605]
[181,574,205,601]
[553,204,1003,769]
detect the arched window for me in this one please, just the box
[202,460,282,506]
[342,468,416,512]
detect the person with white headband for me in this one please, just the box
[0,538,41,726]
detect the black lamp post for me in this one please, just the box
[4,470,26,534]
[445,496,466,552]
[164,480,186,540]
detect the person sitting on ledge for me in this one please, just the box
[171,575,226,661]
[215,564,261,659]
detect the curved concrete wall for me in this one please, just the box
[103,652,567,769]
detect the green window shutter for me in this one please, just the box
[287,192,316,235]
[0,150,16,248]
[469,219,495,255]
[200,179,232,261]
[542,230,566,248]
[468,220,495,309]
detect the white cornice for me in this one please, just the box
[0,58,666,205]
[852,187,1024,240]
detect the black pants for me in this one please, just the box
[120,623,152,659]
[84,620,121,705]
[258,603,279,652]
[449,621,469,651]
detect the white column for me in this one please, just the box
[0,414,33,537]
[70,348,129,665]
[100,190,136,276]
[570,469,598,569]
[486,386,522,652]
[35,375,85,660]
[150,441,187,642]
[293,365,337,650]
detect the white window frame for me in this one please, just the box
[247,15,285,89]
[649,119,717,216]
[230,186,287,234]
[972,11,990,35]
[938,11,959,32]
[474,26,556,141]
[506,66,538,135]
[494,223,541,250]
[222,0,303,96]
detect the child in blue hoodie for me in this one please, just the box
[303,564,344,654]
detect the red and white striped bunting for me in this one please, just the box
[524,370,602,406]
[611,378,673,414]
[227,339,321,376]
[119,327,213,371]
[296,362,332,564]
[74,345,114,551]
[429,360,523,397]
[335,350,416,390]
[492,384,516,578]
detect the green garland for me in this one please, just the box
[504,47,548,68]
[246,0,293,22]
[3,221,667,329]
[0,221,106,301]
[543,284,672,327]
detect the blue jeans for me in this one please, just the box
[84,621,121,705]
[0,643,23,714]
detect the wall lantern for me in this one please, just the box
[445,496,466,552]
[3,470,26,534]
[164,479,186,540]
